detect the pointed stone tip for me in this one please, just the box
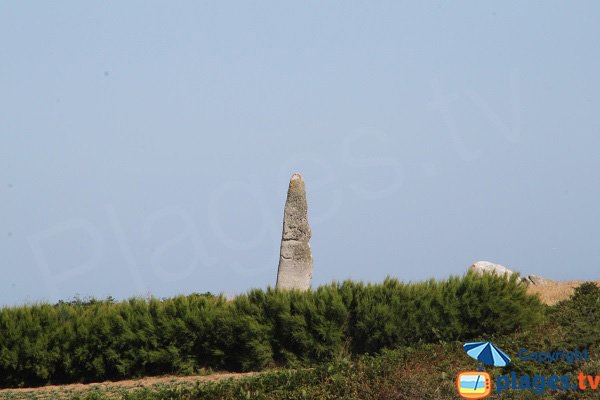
[291,173,303,181]
[289,173,304,191]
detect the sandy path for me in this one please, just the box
[0,371,258,397]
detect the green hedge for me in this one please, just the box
[0,272,544,388]
[550,282,600,350]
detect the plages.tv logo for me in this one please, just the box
[456,341,511,399]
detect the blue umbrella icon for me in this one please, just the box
[463,342,511,367]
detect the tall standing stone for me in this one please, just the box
[276,173,313,290]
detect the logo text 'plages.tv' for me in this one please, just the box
[457,342,597,398]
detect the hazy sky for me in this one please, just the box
[2,2,599,306]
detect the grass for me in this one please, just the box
[526,280,600,305]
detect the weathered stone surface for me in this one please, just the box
[276,173,313,290]
[525,274,554,286]
[469,261,517,277]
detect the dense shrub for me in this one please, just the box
[346,272,543,353]
[550,282,600,349]
[0,273,544,388]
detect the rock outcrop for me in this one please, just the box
[276,173,313,290]
[469,261,553,286]
[523,274,555,286]
[469,261,516,277]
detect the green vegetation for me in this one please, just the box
[0,281,599,399]
[550,282,600,350]
[0,273,542,388]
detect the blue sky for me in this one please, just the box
[1,2,599,306]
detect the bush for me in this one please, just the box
[346,272,543,353]
[550,282,600,349]
[0,274,544,388]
